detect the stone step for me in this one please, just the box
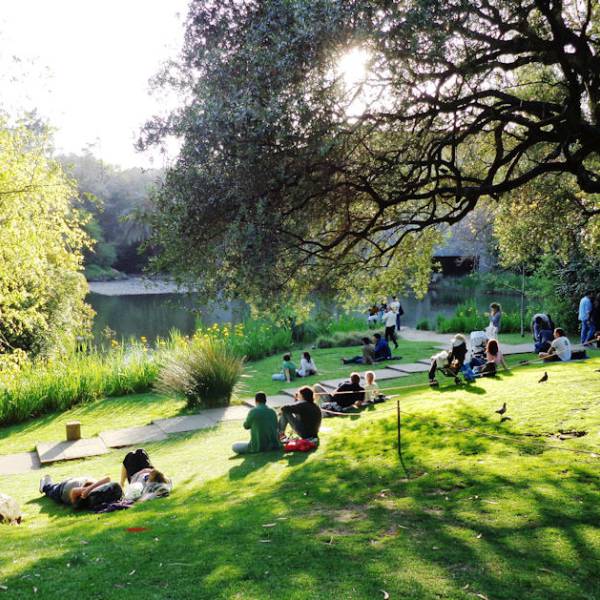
[0,452,41,475]
[154,414,217,435]
[387,362,430,373]
[99,425,167,449]
[242,395,292,409]
[37,438,109,465]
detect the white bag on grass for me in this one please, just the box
[0,493,22,524]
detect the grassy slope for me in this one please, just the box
[1,353,599,599]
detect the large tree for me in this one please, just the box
[141,0,600,304]
[0,120,91,356]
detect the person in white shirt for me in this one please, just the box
[363,371,380,405]
[389,295,403,331]
[296,351,318,377]
[539,328,572,362]
[383,307,399,349]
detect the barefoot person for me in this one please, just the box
[232,392,281,454]
[279,386,322,440]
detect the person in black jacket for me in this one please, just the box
[314,373,365,414]
[429,334,467,386]
[279,386,322,440]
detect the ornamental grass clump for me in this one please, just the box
[157,333,245,409]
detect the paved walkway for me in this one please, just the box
[0,336,544,477]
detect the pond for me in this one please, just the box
[88,277,524,343]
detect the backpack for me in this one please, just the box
[0,493,22,524]
[87,482,123,509]
[284,438,318,452]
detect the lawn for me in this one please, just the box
[1,352,599,599]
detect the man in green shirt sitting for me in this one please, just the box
[232,392,282,454]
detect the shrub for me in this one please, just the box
[0,342,158,426]
[157,334,245,409]
[316,330,375,349]
[435,301,533,334]
[416,319,430,331]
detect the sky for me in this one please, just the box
[0,0,189,169]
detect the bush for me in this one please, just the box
[157,334,244,409]
[315,330,375,349]
[0,342,158,426]
[435,301,533,334]
[416,319,430,331]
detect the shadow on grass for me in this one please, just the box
[3,406,599,599]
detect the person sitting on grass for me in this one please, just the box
[539,328,572,362]
[363,370,383,404]
[296,351,318,377]
[232,392,281,455]
[314,372,365,414]
[429,334,468,386]
[474,339,509,376]
[272,353,296,382]
[279,386,322,440]
[39,474,119,509]
[342,337,375,365]
[373,333,392,361]
[533,316,555,353]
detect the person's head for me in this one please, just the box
[365,371,375,385]
[350,372,361,385]
[584,290,592,297]
[297,386,314,403]
[534,316,543,326]
[452,334,466,347]
[148,469,169,484]
[490,302,501,314]
[486,339,499,355]
[255,391,267,405]
[362,336,372,345]
[374,333,382,341]
[554,327,565,338]
[392,295,397,300]
[303,351,311,362]
[283,353,291,362]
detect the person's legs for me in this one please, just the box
[543,354,561,363]
[428,361,437,382]
[278,411,304,436]
[580,320,592,344]
[396,313,401,331]
[43,481,66,504]
[232,441,250,454]
[272,373,286,381]
[342,356,363,364]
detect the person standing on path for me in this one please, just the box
[232,392,281,454]
[578,291,595,344]
[383,306,399,349]
[487,303,502,338]
[390,295,404,332]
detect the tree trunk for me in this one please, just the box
[520,266,526,337]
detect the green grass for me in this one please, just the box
[0,354,598,598]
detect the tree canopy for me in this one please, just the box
[0,120,91,356]
[141,0,600,304]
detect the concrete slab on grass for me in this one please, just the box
[501,343,534,355]
[154,414,216,435]
[100,425,167,449]
[202,405,249,422]
[0,452,41,475]
[363,368,409,380]
[37,438,108,464]
[388,362,430,374]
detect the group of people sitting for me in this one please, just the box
[233,370,384,455]
[342,333,398,364]
[39,448,171,512]
[272,352,318,382]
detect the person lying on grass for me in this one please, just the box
[314,372,365,414]
[39,474,121,509]
[342,337,376,365]
[120,448,172,502]
[539,328,572,362]
[232,392,281,455]
[271,353,296,382]
[278,386,322,441]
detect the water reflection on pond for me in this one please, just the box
[88,278,523,343]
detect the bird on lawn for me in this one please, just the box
[495,402,507,416]
[500,416,512,423]
[538,371,548,383]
